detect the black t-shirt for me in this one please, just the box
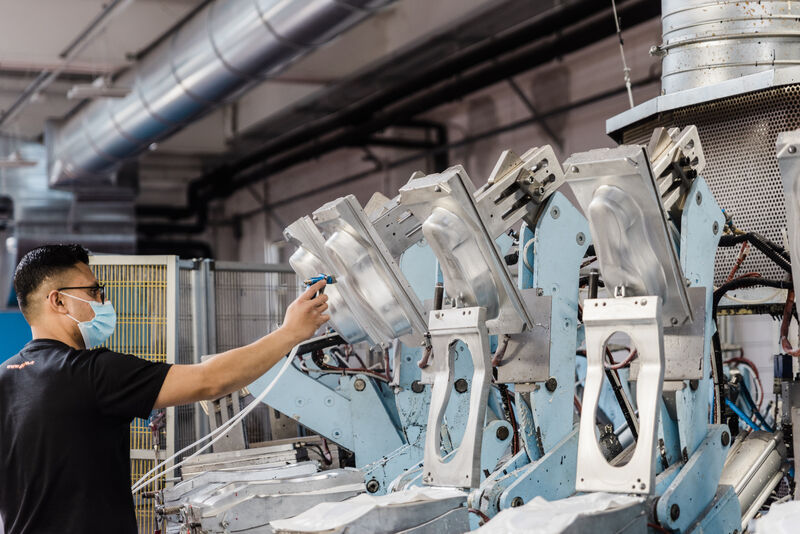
[0,338,172,534]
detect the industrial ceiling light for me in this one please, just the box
[0,150,37,168]
[67,77,130,100]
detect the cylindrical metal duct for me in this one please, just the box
[46,0,394,188]
[658,0,800,94]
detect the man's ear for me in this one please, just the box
[45,290,69,315]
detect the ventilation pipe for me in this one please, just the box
[46,0,395,188]
[656,0,800,94]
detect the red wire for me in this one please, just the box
[503,387,520,455]
[726,242,750,282]
[648,523,671,534]
[779,290,800,357]
[468,508,491,524]
[604,346,637,370]
[730,271,761,281]
[573,395,582,414]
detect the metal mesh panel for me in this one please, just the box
[619,84,800,286]
[214,269,302,443]
[91,259,175,534]
[176,267,197,465]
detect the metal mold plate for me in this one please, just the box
[313,195,428,345]
[285,216,375,345]
[494,292,552,384]
[566,145,692,327]
[629,286,707,381]
[399,165,532,334]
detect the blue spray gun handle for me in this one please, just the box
[304,274,336,295]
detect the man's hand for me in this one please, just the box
[153,279,332,409]
[280,280,331,344]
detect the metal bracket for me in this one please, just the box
[422,306,491,488]
[656,425,733,532]
[498,427,580,511]
[576,296,664,495]
[630,287,706,381]
[494,291,552,384]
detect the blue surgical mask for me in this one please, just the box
[60,292,117,348]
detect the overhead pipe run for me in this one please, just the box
[136,0,660,237]
[46,0,396,188]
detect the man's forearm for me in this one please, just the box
[201,327,301,398]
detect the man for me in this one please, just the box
[0,244,329,534]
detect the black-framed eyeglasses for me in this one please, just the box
[56,283,106,304]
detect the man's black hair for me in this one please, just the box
[13,244,90,314]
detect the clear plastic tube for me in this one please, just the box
[131,342,300,494]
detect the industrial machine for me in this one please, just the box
[153,2,800,533]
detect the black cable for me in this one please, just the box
[711,276,790,428]
[711,331,724,425]
[713,277,792,316]
[497,383,520,454]
[604,366,639,441]
[721,227,790,259]
[718,233,792,273]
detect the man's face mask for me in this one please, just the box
[59,291,117,348]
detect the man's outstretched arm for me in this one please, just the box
[153,280,330,409]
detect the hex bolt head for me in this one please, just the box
[671,317,679,326]
[721,431,730,447]
[366,479,380,493]
[511,497,524,507]
[576,232,585,245]
[695,192,702,205]
[789,146,797,154]
[550,206,560,219]
[496,426,510,441]
[713,221,719,235]
[454,378,469,393]
[670,503,680,521]
[545,377,558,392]
[354,378,366,391]
[411,380,425,393]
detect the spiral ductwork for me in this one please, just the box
[46,0,395,187]
[658,0,800,94]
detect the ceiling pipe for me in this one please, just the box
[136,0,660,236]
[46,0,396,188]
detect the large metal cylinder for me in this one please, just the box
[718,430,787,527]
[659,0,800,94]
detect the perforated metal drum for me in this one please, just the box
[619,84,800,287]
